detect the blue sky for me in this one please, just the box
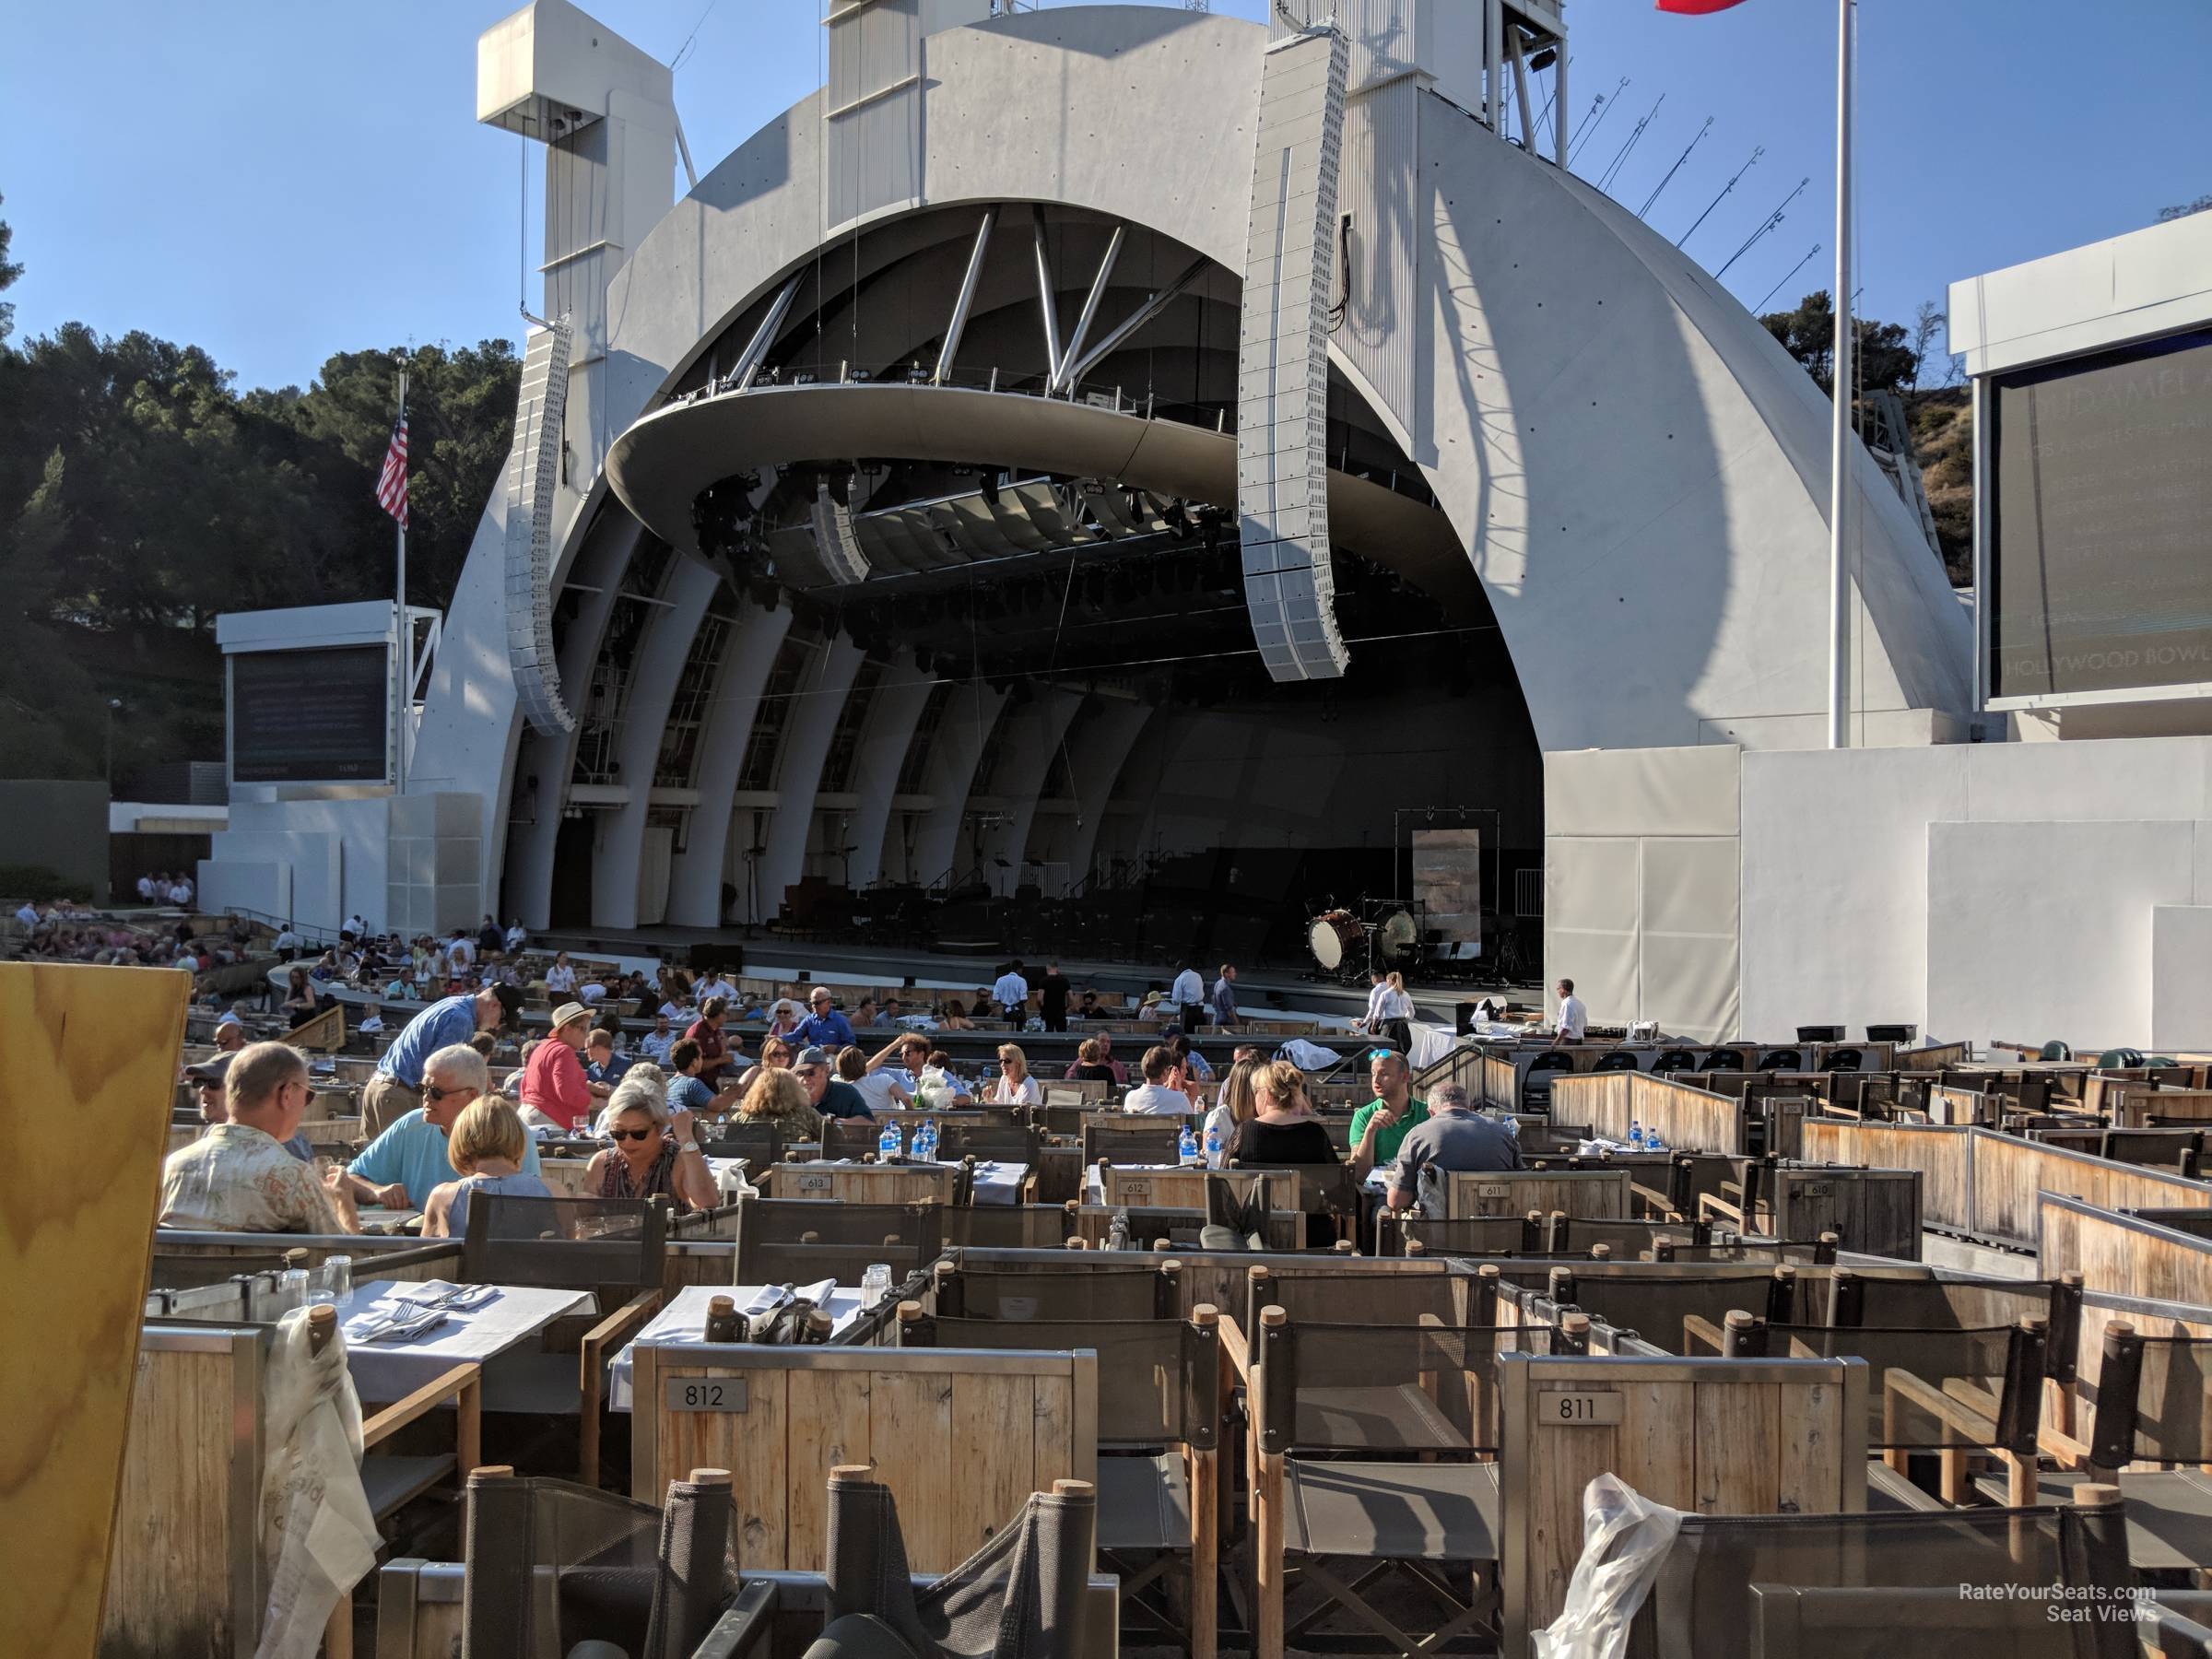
[4,0,2206,391]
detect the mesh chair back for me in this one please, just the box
[1703,1048,1748,1071]
[733,1197,942,1287]
[1644,1502,2136,1659]
[699,1123,782,1167]
[1829,1274,2079,1382]
[1256,1318,1555,1454]
[1757,1048,1804,1071]
[938,1122,1042,1163]
[911,1314,1217,1448]
[1204,1169,1275,1249]
[462,1194,667,1293]
[461,1471,727,1659]
[1825,1046,1865,1072]
[1553,1271,1798,1354]
[2092,1331,2212,1467]
[1653,1049,1700,1073]
[1244,1265,1475,1335]
[1081,1119,1187,1167]
[1771,1322,2041,1452]
[1392,1213,1546,1257]
[822,1469,1096,1659]
[1594,1051,1641,1073]
[938,1259,1175,1321]
[821,1118,880,1160]
[1231,1160,1361,1222]
[1526,1052,1574,1076]
[941,1205,1076,1250]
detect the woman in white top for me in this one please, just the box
[1202,1057,1262,1167]
[544,952,579,996]
[987,1043,1041,1107]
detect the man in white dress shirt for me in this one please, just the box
[1552,978,1588,1046]
[1169,961,1206,1035]
[992,961,1030,1025]
[1122,1045,1195,1114]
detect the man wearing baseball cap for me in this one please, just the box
[792,1044,874,1121]
[365,982,524,1135]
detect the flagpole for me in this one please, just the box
[1827,0,1853,749]
[395,367,410,794]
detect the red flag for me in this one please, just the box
[1656,0,1751,12]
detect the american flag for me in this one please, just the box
[375,416,409,529]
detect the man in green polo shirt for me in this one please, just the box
[1349,1049,1428,1179]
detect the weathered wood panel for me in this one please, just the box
[2114,1088,2212,1129]
[6,963,190,1659]
[767,1162,956,1206]
[1768,1167,1922,1260]
[1550,1073,1746,1156]
[1100,1166,1297,1212]
[632,1345,1097,1573]
[1801,1122,1971,1233]
[1445,1168,1630,1221]
[1897,1041,1972,1073]
[2039,1194,2212,1309]
[99,1335,258,1658]
[1499,1353,1861,1652]
[1970,1128,2212,1251]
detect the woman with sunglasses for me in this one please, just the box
[587,1065,719,1212]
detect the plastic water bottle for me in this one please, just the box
[878,1120,903,1160]
[1179,1124,1200,1164]
[919,1119,939,1162]
[1505,1115,1520,1142]
[1646,1128,1666,1154]
[1629,1120,1645,1151]
[1204,1121,1223,1165]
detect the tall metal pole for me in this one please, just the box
[1827,0,1853,749]
[395,367,410,793]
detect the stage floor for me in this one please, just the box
[528,925,1524,1030]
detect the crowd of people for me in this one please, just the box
[12,893,250,972]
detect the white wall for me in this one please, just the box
[1739,735,2212,1050]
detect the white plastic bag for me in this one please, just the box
[1530,1474,1684,1659]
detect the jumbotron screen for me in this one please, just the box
[229,645,390,783]
[1988,326,2212,700]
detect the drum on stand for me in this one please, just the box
[1373,906,1420,965]
[1306,910,1367,973]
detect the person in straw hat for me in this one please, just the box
[520,1000,607,1133]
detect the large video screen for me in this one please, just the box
[1988,326,2212,700]
[229,645,390,783]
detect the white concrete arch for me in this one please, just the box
[1045,699,1156,890]
[845,654,936,891]
[591,556,723,929]
[910,684,1011,888]
[753,637,865,922]
[665,602,794,926]
[973,688,1083,897]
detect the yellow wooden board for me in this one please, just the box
[0,962,189,1658]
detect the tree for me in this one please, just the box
[1907,300,1957,391]
[1759,289,1917,396]
[0,193,18,344]
[2159,194,2212,223]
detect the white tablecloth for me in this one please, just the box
[340,1280,595,1401]
[967,1160,1029,1205]
[607,1282,871,1410]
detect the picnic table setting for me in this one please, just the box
[606,1280,881,1409]
[337,1277,597,1401]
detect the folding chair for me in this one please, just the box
[933,1254,1182,1321]
[1082,1117,1189,1168]
[461,1193,671,1486]
[941,1203,1078,1249]
[1380,1212,1547,1258]
[900,1307,1221,1659]
[732,1196,943,1289]
[1248,1311,1552,1659]
[1636,1487,2136,1659]
[820,1117,881,1161]
[699,1122,782,1169]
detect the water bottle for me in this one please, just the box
[1204,1121,1223,1165]
[878,1120,902,1161]
[1505,1115,1521,1142]
[1629,1120,1645,1150]
[1179,1124,1200,1164]
[1646,1128,1666,1153]
[919,1119,939,1162]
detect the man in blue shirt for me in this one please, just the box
[584,1028,632,1087]
[795,984,856,1050]
[348,1043,543,1207]
[363,983,522,1136]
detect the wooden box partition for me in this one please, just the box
[1897,1040,1973,1073]
[2038,1193,2212,1308]
[1444,1167,1631,1221]
[1928,1085,1996,1127]
[1100,1165,1297,1212]
[100,1324,266,1659]
[1765,1167,1922,1260]
[767,1161,957,1206]
[1548,1071,1747,1155]
[1971,1129,2212,1251]
[2114,1088,2212,1129]
[1801,1123,1973,1235]
[1496,1349,1867,1653]
[628,1340,1097,1574]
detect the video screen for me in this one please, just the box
[1988,326,2212,700]
[230,645,390,783]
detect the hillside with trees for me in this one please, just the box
[0,194,518,782]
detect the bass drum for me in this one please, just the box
[1307,910,1366,971]
[1374,907,1420,964]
